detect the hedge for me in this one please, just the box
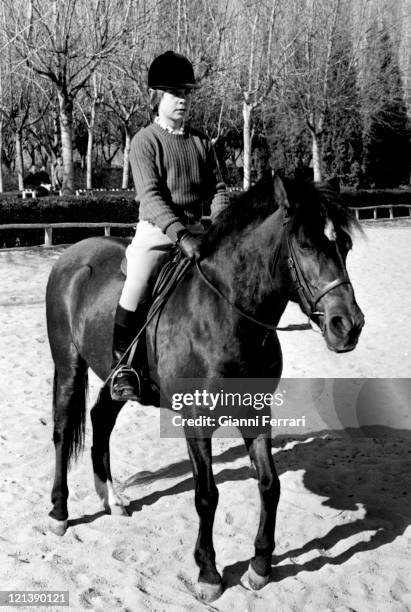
[1,186,410,247]
[341,188,411,207]
[0,192,138,247]
[0,192,137,222]
[2,187,410,223]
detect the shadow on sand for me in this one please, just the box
[70,426,411,590]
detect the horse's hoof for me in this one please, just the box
[247,563,270,590]
[48,518,68,536]
[109,504,129,517]
[198,581,223,602]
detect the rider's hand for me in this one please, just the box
[177,231,203,261]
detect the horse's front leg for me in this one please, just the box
[186,435,223,602]
[243,432,280,589]
[91,385,128,516]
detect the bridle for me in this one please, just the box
[196,214,353,332]
[285,220,352,320]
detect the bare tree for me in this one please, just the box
[0,31,5,192]
[241,1,277,189]
[0,0,407,195]
[38,103,61,188]
[9,0,134,193]
[221,0,295,189]
[100,53,147,189]
[281,0,345,181]
[76,72,104,189]
[280,0,392,183]
[0,4,49,191]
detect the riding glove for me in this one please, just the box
[177,231,203,261]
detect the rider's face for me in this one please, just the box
[158,88,192,129]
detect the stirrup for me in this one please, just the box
[110,365,141,402]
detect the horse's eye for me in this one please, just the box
[296,228,315,250]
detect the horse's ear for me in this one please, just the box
[272,171,291,211]
[323,176,340,194]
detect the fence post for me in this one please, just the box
[104,226,111,237]
[44,227,53,246]
[389,206,394,220]
[355,209,360,221]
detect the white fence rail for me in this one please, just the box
[353,204,411,221]
[0,222,137,248]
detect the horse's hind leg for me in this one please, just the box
[91,385,128,516]
[49,344,88,536]
[242,433,280,589]
[186,436,223,602]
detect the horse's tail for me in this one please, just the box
[52,365,89,468]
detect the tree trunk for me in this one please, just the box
[86,127,93,189]
[0,117,4,192]
[311,130,323,182]
[86,96,97,189]
[57,90,75,194]
[243,101,252,190]
[15,130,25,191]
[50,111,60,189]
[122,128,131,189]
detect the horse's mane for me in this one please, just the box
[203,176,361,253]
[284,178,362,240]
[203,177,279,252]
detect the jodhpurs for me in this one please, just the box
[119,219,203,312]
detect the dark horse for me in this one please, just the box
[46,174,364,601]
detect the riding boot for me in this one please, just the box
[110,304,148,402]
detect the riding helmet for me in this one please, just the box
[148,51,198,90]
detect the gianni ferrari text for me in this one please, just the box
[172,414,306,428]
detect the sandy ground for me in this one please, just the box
[0,222,411,612]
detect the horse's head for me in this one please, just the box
[204,173,364,353]
[273,174,364,353]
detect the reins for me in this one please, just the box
[194,216,309,333]
[195,260,293,332]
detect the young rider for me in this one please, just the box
[110,50,228,402]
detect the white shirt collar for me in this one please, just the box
[155,116,185,135]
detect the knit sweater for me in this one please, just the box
[129,121,228,242]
